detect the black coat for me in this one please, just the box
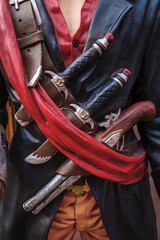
[0,0,160,239]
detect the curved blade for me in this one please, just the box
[25,139,58,164]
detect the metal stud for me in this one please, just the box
[80,110,89,120]
[56,77,65,87]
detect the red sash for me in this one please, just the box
[0,0,147,184]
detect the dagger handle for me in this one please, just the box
[60,47,98,81]
[59,33,114,82]
[98,101,156,141]
[84,69,131,115]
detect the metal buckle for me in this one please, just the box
[9,0,26,10]
[70,104,94,129]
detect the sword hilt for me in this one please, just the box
[83,68,131,115]
[59,33,114,82]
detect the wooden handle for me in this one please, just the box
[98,101,156,140]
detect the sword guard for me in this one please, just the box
[70,104,95,130]
[99,108,121,129]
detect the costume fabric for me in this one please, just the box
[43,0,99,67]
[47,190,109,240]
[0,0,160,240]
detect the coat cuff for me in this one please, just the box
[151,167,160,198]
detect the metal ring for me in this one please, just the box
[92,43,103,56]
[113,77,123,88]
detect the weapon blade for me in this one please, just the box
[32,175,81,214]
[25,139,58,164]
[23,174,68,212]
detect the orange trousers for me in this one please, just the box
[47,190,109,240]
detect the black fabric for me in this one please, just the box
[0,110,8,129]
[0,68,8,128]
[151,168,160,198]
[0,0,160,239]
[87,174,157,240]
[35,0,65,72]
[0,123,66,240]
[0,61,21,109]
[0,71,8,109]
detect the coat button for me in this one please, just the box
[72,40,79,48]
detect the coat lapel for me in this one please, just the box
[36,0,133,69]
[35,0,66,72]
[84,0,133,51]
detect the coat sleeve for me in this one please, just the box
[133,4,160,197]
[0,71,8,128]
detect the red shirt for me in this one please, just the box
[43,0,98,67]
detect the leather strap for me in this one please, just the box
[18,30,44,49]
[9,0,57,85]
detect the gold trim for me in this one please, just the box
[67,179,90,196]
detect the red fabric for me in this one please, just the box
[43,0,98,67]
[0,0,147,184]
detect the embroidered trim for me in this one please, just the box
[67,179,90,196]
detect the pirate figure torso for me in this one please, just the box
[0,0,160,239]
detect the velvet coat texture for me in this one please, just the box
[0,0,160,239]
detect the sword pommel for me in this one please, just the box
[106,33,114,43]
[123,68,132,77]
